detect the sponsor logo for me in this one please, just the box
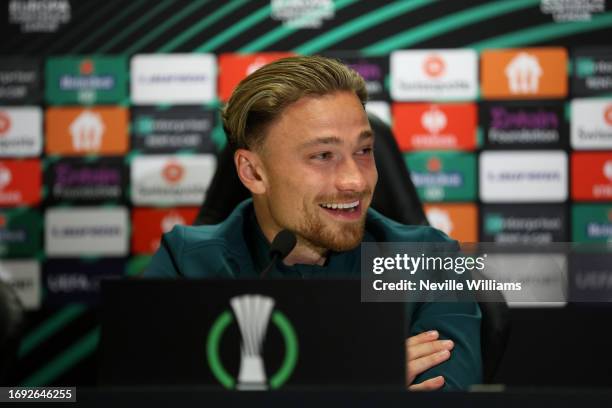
[393,103,477,151]
[0,165,11,189]
[218,53,296,101]
[390,49,477,101]
[69,110,104,151]
[481,205,567,243]
[324,55,389,101]
[8,0,71,33]
[485,254,567,308]
[572,152,612,201]
[423,54,445,77]
[572,47,612,96]
[422,105,447,133]
[413,158,463,188]
[571,153,612,200]
[46,107,128,155]
[0,111,10,133]
[46,56,126,104]
[0,211,32,244]
[43,259,125,305]
[572,204,612,242]
[505,52,543,94]
[406,152,476,202]
[0,209,41,257]
[480,151,567,202]
[132,107,216,153]
[59,59,115,91]
[586,221,612,239]
[45,207,129,256]
[0,58,41,103]
[47,273,98,293]
[427,157,442,172]
[207,295,298,389]
[0,107,43,156]
[132,208,199,254]
[570,252,612,303]
[47,158,125,202]
[571,99,612,149]
[606,161,612,180]
[481,48,567,99]
[131,54,216,105]
[541,0,605,22]
[0,160,41,206]
[162,161,184,184]
[0,260,41,310]
[350,61,383,93]
[131,155,217,205]
[576,56,612,78]
[424,203,478,243]
[342,54,389,101]
[271,0,334,28]
[482,102,565,148]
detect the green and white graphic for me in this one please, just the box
[0,209,42,258]
[484,213,505,234]
[46,56,127,104]
[206,294,298,390]
[572,204,612,242]
[405,151,476,202]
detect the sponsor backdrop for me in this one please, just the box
[1,0,612,387]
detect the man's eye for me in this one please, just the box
[311,152,333,160]
[356,147,373,156]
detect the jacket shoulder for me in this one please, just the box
[144,224,243,279]
[163,224,230,253]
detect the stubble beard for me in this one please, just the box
[294,197,368,253]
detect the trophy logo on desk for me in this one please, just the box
[206,294,299,390]
[231,294,274,390]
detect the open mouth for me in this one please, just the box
[318,200,362,220]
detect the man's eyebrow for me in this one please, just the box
[358,130,375,142]
[299,130,374,149]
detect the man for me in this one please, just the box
[145,56,482,390]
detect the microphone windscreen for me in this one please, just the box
[269,229,297,261]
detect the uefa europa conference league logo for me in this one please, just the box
[206,295,298,390]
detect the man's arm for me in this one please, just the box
[406,302,483,391]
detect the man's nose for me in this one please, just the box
[335,157,368,192]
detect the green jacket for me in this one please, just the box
[145,199,482,390]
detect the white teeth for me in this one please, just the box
[320,201,359,210]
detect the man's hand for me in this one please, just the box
[406,330,454,391]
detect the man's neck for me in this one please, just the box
[253,199,328,266]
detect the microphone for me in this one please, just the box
[260,229,297,278]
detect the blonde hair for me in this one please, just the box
[222,55,368,150]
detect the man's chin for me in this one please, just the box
[312,224,365,252]
[325,238,362,252]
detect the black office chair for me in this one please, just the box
[0,279,25,385]
[195,112,510,383]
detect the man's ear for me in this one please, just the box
[234,148,267,195]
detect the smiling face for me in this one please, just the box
[251,91,378,253]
